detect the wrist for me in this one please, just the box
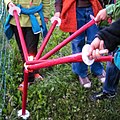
[95,34,103,40]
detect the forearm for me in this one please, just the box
[55,0,62,12]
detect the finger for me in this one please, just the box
[99,49,109,54]
[88,55,93,60]
[92,50,96,59]
[87,45,94,56]
[99,40,104,50]
[96,49,101,58]
[95,15,99,23]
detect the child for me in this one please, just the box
[88,0,120,100]
[4,0,50,91]
[53,0,105,88]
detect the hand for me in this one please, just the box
[54,12,60,18]
[8,2,21,15]
[95,9,107,22]
[88,37,108,59]
[8,2,15,8]
[50,12,61,26]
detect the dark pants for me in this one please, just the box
[103,49,120,94]
[12,25,40,82]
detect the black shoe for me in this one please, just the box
[90,91,116,101]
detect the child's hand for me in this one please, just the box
[8,2,21,15]
[54,12,60,18]
[50,12,61,26]
[88,38,108,59]
[95,9,107,22]
[8,2,15,8]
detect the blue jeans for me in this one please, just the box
[71,7,104,78]
[103,51,120,94]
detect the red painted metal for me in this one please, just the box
[13,10,28,62]
[26,59,47,65]
[95,55,113,62]
[35,20,58,60]
[27,54,113,70]
[12,10,113,117]
[40,19,96,60]
[22,69,29,115]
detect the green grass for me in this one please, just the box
[1,0,120,119]
[1,26,120,120]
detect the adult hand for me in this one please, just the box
[88,37,108,59]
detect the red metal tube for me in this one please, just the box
[13,10,28,61]
[27,54,113,70]
[27,53,83,65]
[26,53,113,65]
[28,53,82,70]
[95,55,113,62]
[26,59,47,65]
[22,69,29,115]
[40,19,96,60]
[35,20,58,60]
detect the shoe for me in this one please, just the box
[97,70,106,83]
[90,91,116,101]
[79,76,91,88]
[18,81,31,92]
[34,73,43,80]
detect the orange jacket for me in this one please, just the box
[60,0,102,32]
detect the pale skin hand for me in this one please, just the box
[8,2,15,8]
[87,9,108,60]
[51,12,61,25]
[95,8,107,22]
[54,12,61,18]
[88,37,109,59]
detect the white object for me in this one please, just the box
[50,16,61,26]
[9,6,21,16]
[84,82,91,88]
[28,56,34,61]
[82,44,94,65]
[18,109,30,119]
[100,78,105,83]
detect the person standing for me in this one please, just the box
[88,0,120,101]
[4,0,50,91]
[53,0,105,88]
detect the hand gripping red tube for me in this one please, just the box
[40,19,96,60]
[27,54,113,70]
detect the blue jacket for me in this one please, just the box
[4,3,47,40]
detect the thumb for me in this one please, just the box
[87,44,94,56]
